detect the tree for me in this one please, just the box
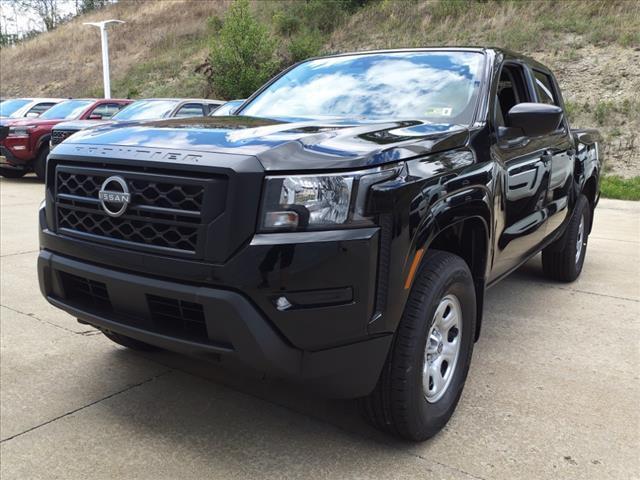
[208,0,278,99]
[16,0,61,32]
[78,0,112,14]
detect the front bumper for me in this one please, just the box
[0,137,32,166]
[0,145,28,170]
[38,250,391,398]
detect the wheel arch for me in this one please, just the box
[35,134,51,157]
[407,190,492,341]
[582,174,598,232]
[427,215,490,341]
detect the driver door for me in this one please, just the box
[490,62,551,280]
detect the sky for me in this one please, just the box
[0,0,79,36]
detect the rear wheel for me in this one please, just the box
[102,330,160,352]
[33,147,49,181]
[542,194,591,282]
[359,250,476,441]
[0,168,27,179]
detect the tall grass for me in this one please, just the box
[328,0,640,51]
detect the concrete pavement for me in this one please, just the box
[1,175,639,479]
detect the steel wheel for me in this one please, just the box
[423,294,462,403]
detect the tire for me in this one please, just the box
[359,250,476,441]
[33,147,49,182]
[542,194,591,282]
[0,168,27,179]
[102,330,160,352]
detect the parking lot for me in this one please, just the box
[0,175,638,480]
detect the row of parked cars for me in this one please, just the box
[0,96,244,180]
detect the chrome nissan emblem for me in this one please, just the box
[98,176,131,217]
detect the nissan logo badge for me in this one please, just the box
[98,176,131,217]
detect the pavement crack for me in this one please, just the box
[555,286,639,303]
[0,304,94,335]
[590,236,639,244]
[0,249,40,258]
[409,453,489,480]
[0,370,172,444]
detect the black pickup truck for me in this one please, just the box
[38,48,601,441]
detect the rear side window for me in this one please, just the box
[28,102,56,116]
[90,103,125,119]
[174,103,205,118]
[533,70,557,105]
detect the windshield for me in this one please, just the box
[241,51,484,124]
[40,100,93,120]
[112,100,179,121]
[0,99,31,117]
[210,100,244,116]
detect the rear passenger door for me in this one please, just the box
[530,68,575,236]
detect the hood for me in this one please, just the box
[6,118,69,128]
[55,119,115,131]
[56,116,470,171]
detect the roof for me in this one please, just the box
[136,98,225,104]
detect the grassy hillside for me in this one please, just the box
[1,0,638,178]
[0,0,228,99]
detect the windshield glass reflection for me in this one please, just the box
[242,51,484,124]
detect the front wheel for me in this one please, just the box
[33,147,49,182]
[542,194,591,282]
[359,250,476,441]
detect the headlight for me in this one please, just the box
[8,126,33,137]
[259,166,401,232]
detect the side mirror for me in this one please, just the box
[506,102,563,137]
[25,112,40,118]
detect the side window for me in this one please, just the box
[532,70,557,105]
[27,102,55,116]
[494,63,532,128]
[174,103,205,118]
[89,103,124,119]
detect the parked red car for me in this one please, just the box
[0,98,131,180]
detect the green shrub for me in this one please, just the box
[289,28,324,63]
[594,101,614,126]
[300,0,352,34]
[207,15,224,33]
[430,0,468,22]
[208,0,278,99]
[273,11,301,36]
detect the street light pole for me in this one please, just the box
[84,20,125,99]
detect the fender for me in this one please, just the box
[368,175,493,338]
[36,134,51,154]
[409,189,492,340]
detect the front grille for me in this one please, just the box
[58,206,199,251]
[59,271,111,311]
[53,163,226,258]
[51,129,75,146]
[57,170,205,212]
[147,294,208,342]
